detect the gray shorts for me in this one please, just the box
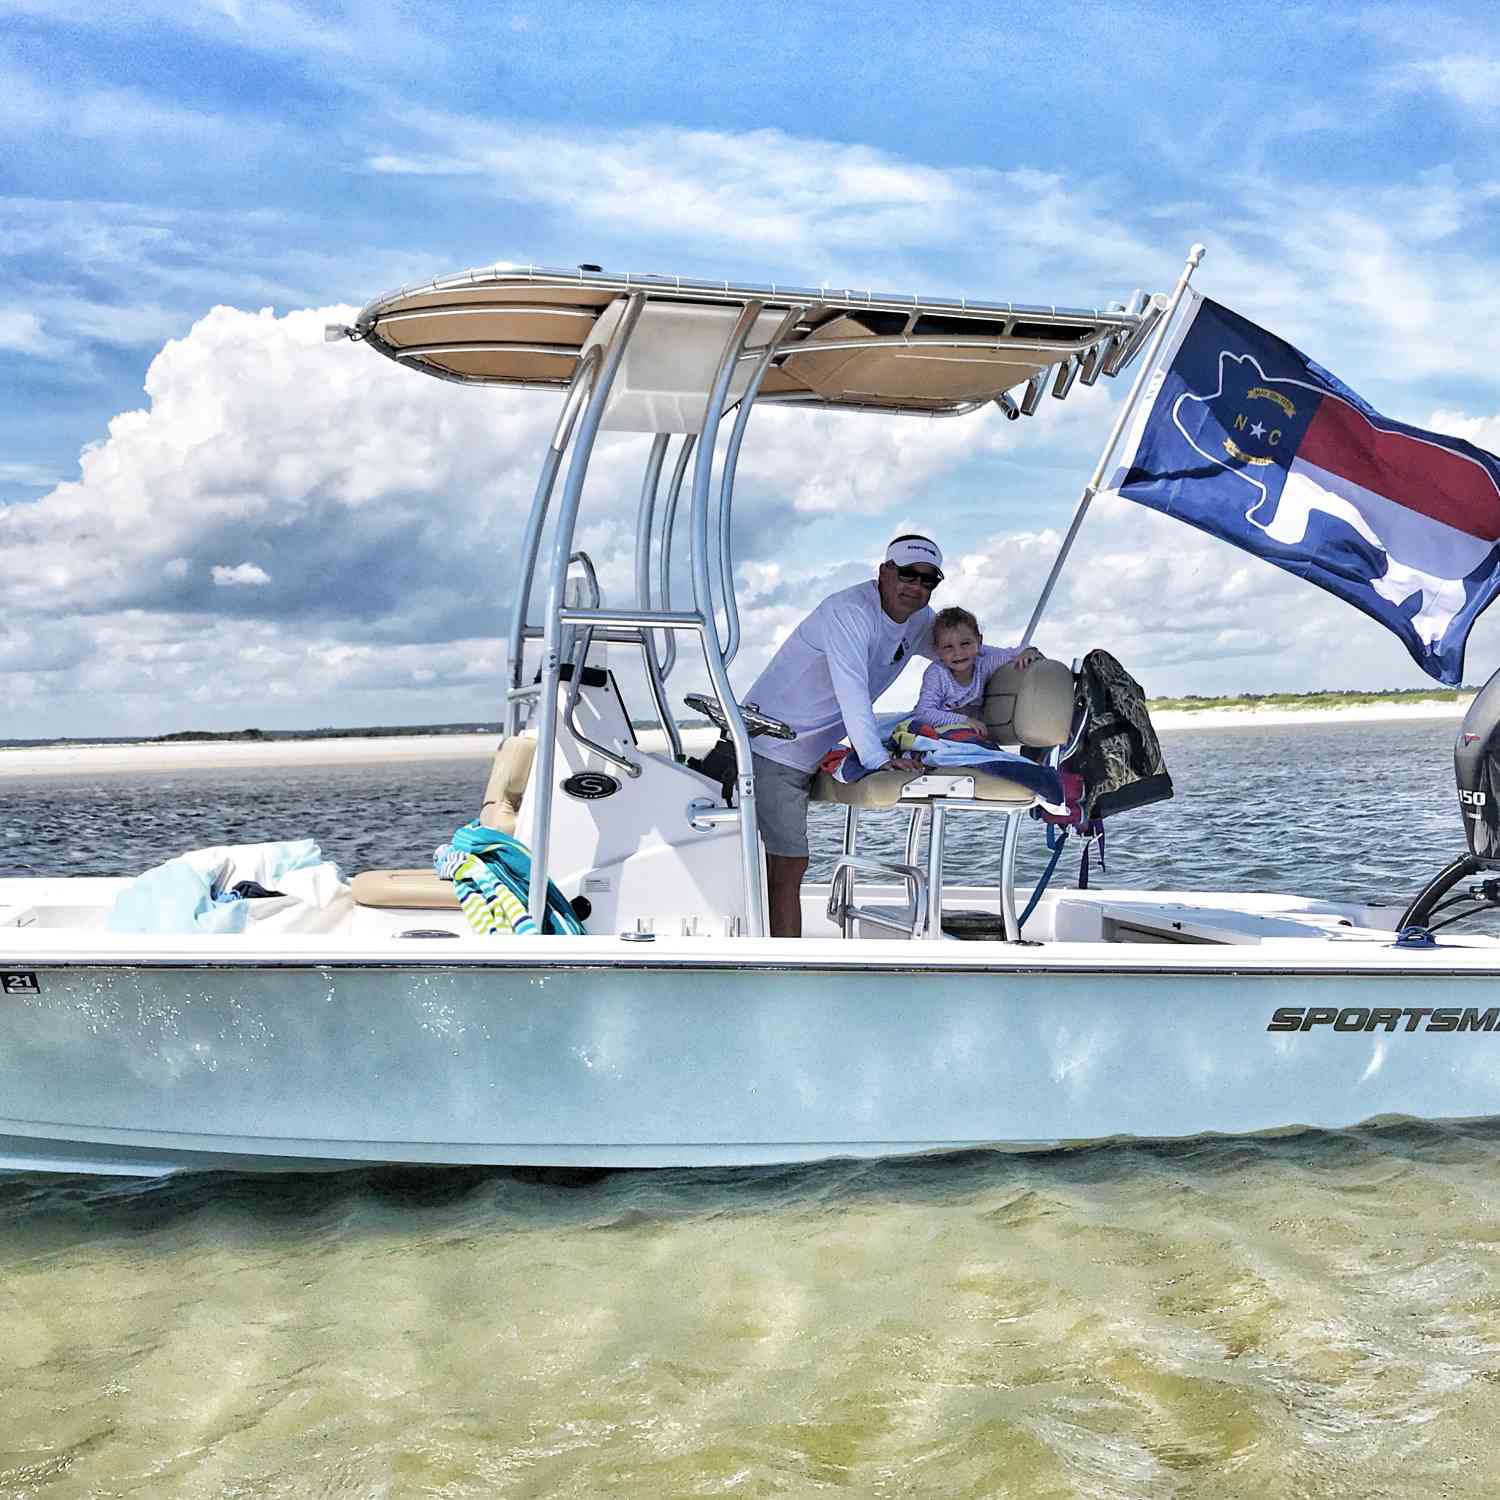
[752,753,815,859]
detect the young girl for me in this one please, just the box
[913,606,1041,732]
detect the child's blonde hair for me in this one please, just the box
[933,606,980,639]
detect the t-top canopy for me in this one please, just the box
[343,262,1165,424]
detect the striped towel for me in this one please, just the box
[432,821,585,937]
[434,844,537,936]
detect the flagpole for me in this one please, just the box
[1020,243,1206,647]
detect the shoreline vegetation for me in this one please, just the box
[1147,686,1475,713]
[0,721,506,751]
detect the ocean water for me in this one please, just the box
[0,718,1463,902]
[5,717,1498,1497]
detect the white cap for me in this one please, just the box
[885,536,944,574]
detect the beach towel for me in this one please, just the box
[433,821,585,936]
[823,714,1067,813]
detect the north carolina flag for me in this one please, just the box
[1109,295,1500,684]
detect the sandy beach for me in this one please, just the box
[1151,697,1473,732]
[0,699,1473,777]
[0,732,503,778]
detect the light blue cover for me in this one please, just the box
[106,840,324,935]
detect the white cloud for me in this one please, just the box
[1395,53,1500,117]
[0,288,185,362]
[211,562,271,587]
[366,115,1159,296]
[0,459,62,488]
[369,119,960,253]
[1427,409,1500,451]
[0,49,235,143]
[9,103,1500,733]
[4,298,1079,735]
[1147,171,1500,392]
[0,308,50,354]
[9,281,1491,741]
[356,116,1500,407]
[1,0,363,61]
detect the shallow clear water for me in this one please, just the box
[4,718,1497,1496]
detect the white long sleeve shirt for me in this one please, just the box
[744,581,936,772]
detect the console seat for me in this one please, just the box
[809,656,1073,808]
[811,656,1076,941]
[350,735,536,910]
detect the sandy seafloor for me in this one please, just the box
[7,1121,1500,1499]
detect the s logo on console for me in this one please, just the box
[562,772,620,801]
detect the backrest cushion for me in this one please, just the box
[479,735,538,835]
[981,657,1075,747]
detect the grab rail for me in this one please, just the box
[657,436,696,679]
[690,301,770,939]
[716,304,811,666]
[504,344,602,736]
[527,293,647,932]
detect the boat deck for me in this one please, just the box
[0,875,1429,953]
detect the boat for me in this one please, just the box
[4,246,1500,1178]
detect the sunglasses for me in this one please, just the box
[894,565,943,590]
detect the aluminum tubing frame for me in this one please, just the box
[527,293,647,933]
[925,804,948,939]
[559,554,642,784]
[657,435,697,680]
[827,806,928,939]
[921,801,1029,942]
[634,431,670,628]
[1019,244,1206,648]
[690,300,772,939]
[504,344,603,736]
[715,304,812,667]
[632,434,684,761]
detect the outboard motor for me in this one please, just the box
[1398,667,1500,930]
[1454,669,1500,861]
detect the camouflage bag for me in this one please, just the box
[1068,649,1173,821]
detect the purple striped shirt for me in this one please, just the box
[913,644,1020,728]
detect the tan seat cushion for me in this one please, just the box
[982,656,1074,746]
[811,769,1038,808]
[353,734,538,909]
[479,734,537,835]
[351,869,460,909]
[807,656,1071,809]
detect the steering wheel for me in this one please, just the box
[683,693,795,741]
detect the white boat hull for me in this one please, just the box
[4,925,1499,1175]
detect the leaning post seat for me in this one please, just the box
[349,734,538,910]
[813,656,1075,941]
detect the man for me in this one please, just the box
[745,535,944,937]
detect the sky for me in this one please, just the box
[4,0,1500,737]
